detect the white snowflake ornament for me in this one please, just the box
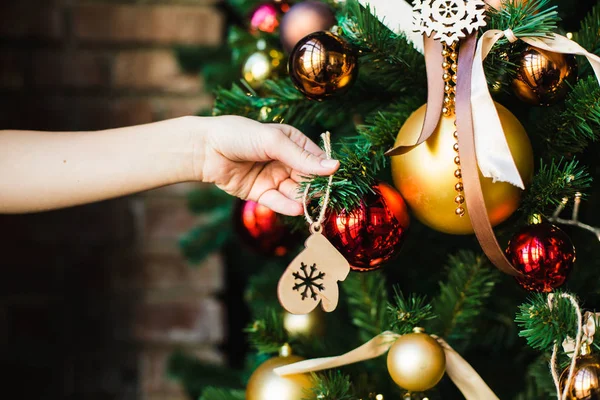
[413,0,487,45]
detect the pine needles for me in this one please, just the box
[431,251,501,344]
[519,158,592,217]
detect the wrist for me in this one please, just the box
[175,115,208,183]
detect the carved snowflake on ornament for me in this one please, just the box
[413,0,487,45]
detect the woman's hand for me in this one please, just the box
[190,116,339,216]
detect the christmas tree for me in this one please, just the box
[168,0,600,398]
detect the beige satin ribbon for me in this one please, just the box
[563,311,600,356]
[386,35,445,155]
[457,33,524,276]
[472,29,600,188]
[274,331,499,400]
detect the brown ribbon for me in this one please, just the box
[386,35,444,155]
[455,33,522,277]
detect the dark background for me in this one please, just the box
[0,1,226,399]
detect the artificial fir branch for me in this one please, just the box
[519,158,592,217]
[339,0,426,94]
[535,77,600,155]
[342,273,389,343]
[301,136,378,213]
[245,309,290,354]
[388,288,436,335]
[573,2,600,77]
[516,291,581,352]
[179,212,232,264]
[199,388,246,400]
[514,356,557,400]
[187,186,234,215]
[431,251,500,345]
[306,372,356,400]
[214,79,374,129]
[485,0,559,38]
[357,97,423,157]
[484,0,559,88]
[167,352,243,397]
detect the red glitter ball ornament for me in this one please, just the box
[323,182,410,271]
[250,3,289,34]
[234,199,293,257]
[505,223,576,292]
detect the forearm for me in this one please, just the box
[0,117,198,213]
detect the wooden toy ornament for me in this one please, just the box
[277,132,350,315]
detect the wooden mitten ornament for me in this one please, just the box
[277,132,350,315]
[277,227,350,314]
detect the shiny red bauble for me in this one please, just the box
[234,199,294,257]
[323,182,410,271]
[505,223,576,292]
[250,3,290,34]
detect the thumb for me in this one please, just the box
[267,130,339,176]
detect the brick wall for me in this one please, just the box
[0,1,226,399]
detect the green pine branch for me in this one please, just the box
[535,76,600,155]
[245,308,290,355]
[484,0,559,89]
[573,2,600,77]
[516,291,581,352]
[514,356,557,400]
[519,158,592,218]
[306,372,356,400]
[300,136,378,213]
[357,97,423,164]
[339,0,427,95]
[199,387,246,400]
[388,288,436,335]
[167,352,243,398]
[342,273,389,343]
[431,251,501,345]
[214,78,371,129]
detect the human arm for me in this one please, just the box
[0,116,338,215]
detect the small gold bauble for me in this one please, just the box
[283,308,325,338]
[246,353,313,400]
[390,102,534,235]
[560,354,600,400]
[513,47,578,106]
[387,330,446,392]
[288,31,358,100]
[243,49,285,90]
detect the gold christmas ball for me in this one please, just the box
[513,47,578,106]
[390,102,534,235]
[560,354,600,400]
[243,48,285,90]
[387,329,446,392]
[288,31,358,100]
[283,308,325,338]
[246,353,313,400]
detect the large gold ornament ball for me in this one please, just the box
[246,355,313,400]
[513,46,578,106]
[387,331,446,392]
[288,31,358,101]
[243,48,285,89]
[390,103,534,235]
[560,354,600,400]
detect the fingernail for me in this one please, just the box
[320,159,339,169]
